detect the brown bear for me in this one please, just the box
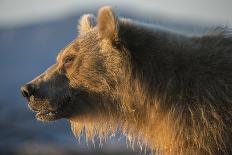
[20,6,232,155]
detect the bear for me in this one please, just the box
[20,6,232,155]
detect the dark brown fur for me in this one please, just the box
[21,6,232,155]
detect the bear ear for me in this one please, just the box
[97,6,118,42]
[78,14,96,35]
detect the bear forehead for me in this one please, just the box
[56,40,80,61]
[56,30,99,62]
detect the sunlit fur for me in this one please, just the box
[66,6,232,155]
[25,6,232,155]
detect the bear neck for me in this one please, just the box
[119,20,192,85]
[116,21,232,154]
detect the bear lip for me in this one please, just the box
[28,105,40,113]
[36,110,58,117]
[35,109,64,121]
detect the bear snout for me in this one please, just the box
[20,83,35,100]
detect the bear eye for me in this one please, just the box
[64,55,75,65]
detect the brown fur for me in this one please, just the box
[21,6,232,155]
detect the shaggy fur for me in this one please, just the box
[21,6,232,155]
[71,7,232,155]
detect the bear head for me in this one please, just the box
[20,6,126,122]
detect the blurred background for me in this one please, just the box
[0,0,232,154]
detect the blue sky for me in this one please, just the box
[1,0,232,27]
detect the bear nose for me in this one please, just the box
[20,84,35,99]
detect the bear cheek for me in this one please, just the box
[63,61,76,74]
[63,66,79,87]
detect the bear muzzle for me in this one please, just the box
[20,83,70,121]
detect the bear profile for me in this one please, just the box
[21,6,232,155]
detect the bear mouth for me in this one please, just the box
[34,108,64,121]
[27,92,84,121]
[28,97,71,121]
